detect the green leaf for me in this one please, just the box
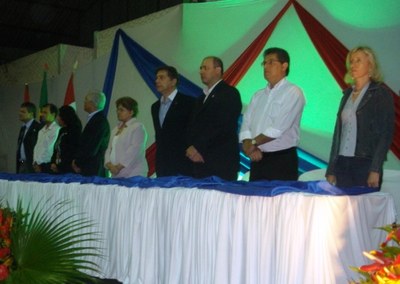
[4,197,103,284]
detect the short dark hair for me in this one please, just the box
[20,102,37,118]
[204,56,224,75]
[43,103,58,117]
[263,48,290,76]
[156,66,179,85]
[115,97,138,117]
[58,105,82,129]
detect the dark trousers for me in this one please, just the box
[17,160,35,174]
[193,163,238,181]
[334,156,382,188]
[250,147,298,181]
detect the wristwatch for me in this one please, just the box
[251,139,257,146]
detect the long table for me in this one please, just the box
[0,174,396,284]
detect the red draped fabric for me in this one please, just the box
[293,0,400,158]
[292,1,347,90]
[145,0,399,176]
[388,88,400,158]
[223,1,292,86]
[146,143,157,177]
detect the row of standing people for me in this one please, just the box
[16,92,110,177]
[151,47,394,189]
[16,46,395,189]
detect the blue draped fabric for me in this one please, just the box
[102,32,121,115]
[0,173,377,197]
[102,28,327,175]
[102,29,202,115]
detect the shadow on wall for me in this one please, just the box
[0,112,10,172]
[0,154,7,172]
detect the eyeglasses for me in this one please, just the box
[261,59,281,66]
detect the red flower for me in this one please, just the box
[0,264,9,280]
[0,248,10,259]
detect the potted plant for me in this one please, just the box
[351,223,400,283]
[0,199,102,283]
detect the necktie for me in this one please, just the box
[17,125,26,160]
[159,98,170,126]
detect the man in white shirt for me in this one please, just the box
[33,103,60,172]
[239,48,305,181]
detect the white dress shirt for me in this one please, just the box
[159,89,177,126]
[239,78,305,152]
[203,79,222,102]
[339,83,369,156]
[33,121,60,164]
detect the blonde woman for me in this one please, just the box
[105,97,148,178]
[326,46,395,188]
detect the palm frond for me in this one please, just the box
[6,198,103,284]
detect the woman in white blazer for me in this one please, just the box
[105,97,148,178]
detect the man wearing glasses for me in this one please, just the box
[239,47,305,181]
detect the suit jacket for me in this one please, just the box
[188,80,242,180]
[151,92,195,177]
[104,118,148,178]
[75,111,110,177]
[326,81,395,176]
[16,120,41,173]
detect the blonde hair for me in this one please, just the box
[344,46,383,84]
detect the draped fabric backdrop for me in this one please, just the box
[102,0,400,177]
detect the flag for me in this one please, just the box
[63,73,76,110]
[63,60,78,110]
[39,64,49,107]
[23,83,30,102]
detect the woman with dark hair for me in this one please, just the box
[104,97,148,178]
[49,105,82,174]
[326,46,395,188]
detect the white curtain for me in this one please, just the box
[0,180,395,284]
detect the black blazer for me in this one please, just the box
[151,92,195,177]
[16,120,41,173]
[188,80,242,180]
[49,124,82,174]
[75,111,110,177]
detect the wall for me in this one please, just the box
[0,1,399,173]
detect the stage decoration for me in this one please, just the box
[0,198,102,283]
[102,0,399,176]
[63,60,79,110]
[39,64,49,108]
[351,223,400,283]
[22,84,30,103]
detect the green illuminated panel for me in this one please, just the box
[317,0,400,28]
[237,7,342,134]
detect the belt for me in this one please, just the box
[262,147,296,157]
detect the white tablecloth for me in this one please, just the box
[0,179,396,284]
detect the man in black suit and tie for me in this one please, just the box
[186,56,242,181]
[16,102,41,173]
[151,66,195,177]
[72,90,110,177]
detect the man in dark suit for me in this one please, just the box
[186,56,242,181]
[72,90,110,177]
[16,102,42,173]
[151,66,195,177]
